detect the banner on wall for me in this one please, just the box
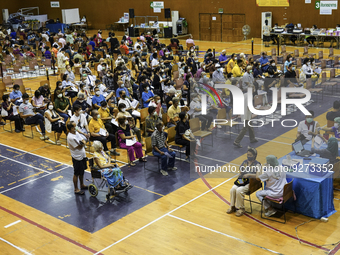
[316,0,338,15]
[256,0,289,7]
[150,1,164,9]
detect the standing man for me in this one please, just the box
[67,121,88,195]
[233,86,258,148]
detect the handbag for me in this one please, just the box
[184,129,195,140]
[1,107,8,117]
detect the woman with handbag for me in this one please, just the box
[1,94,24,132]
[44,102,67,145]
[227,147,261,217]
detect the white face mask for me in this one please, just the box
[122,108,126,112]
[335,123,339,128]
[125,120,129,124]
[307,62,311,65]
[95,91,100,96]
[75,126,79,131]
[271,63,275,66]
[234,57,237,60]
[48,105,53,110]
[157,100,161,104]
[188,69,191,72]
[97,114,101,119]
[58,94,62,98]
[24,100,29,104]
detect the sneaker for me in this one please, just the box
[0,121,5,126]
[160,170,168,176]
[55,140,61,145]
[226,206,236,214]
[250,139,258,143]
[110,149,120,156]
[40,136,49,140]
[233,142,242,148]
[265,209,277,217]
[15,129,21,133]
[168,167,177,171]
[235,208,245,217]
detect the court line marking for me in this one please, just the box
[4,220,21,228]
[0,205,102,255]
[167,214,283,255]
[0,155,51,173]
[0,237,32,255]
[134,186,164,197]
[0,166,70,194]
[194,167,331,252]
[93,175,237,255]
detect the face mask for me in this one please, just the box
[57,94,62,98]
[163,75,166,78]
[306,118,313,123]
[307,62,311,65]
[292,67,295,71]
[188,69,191,72]
[271,63,275,66]
[249,70,252,73]
[247,156,255,161]
[78,99,84,103]
[335,123,339,128]
[234,57,237,60]
[121,84,125,88]
[289,58,292,62]
[24,100,29,104]
[102,66,105,70]
[67,69,71,72]
[147,88,149,91]
[259,65,261,68]
[157,100,161,104]
[97,114,101,119]
[122,108,126,112]
[75,126,79,131]
[102,107,107,111]
[48,105,53,110]
[59,85,63,89]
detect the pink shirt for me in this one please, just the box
[32,95,44,107]
[186,38,195,45]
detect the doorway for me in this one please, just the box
[199,13,245,42]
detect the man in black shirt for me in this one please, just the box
[109,32,119,54]
[284,63,300,87]
[38,83,51,100]
[162,51,173,77]
[326,100,340,121]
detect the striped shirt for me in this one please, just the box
[151,130,167,149]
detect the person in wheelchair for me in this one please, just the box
[92,140,131,192]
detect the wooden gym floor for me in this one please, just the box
[1,34,340,254]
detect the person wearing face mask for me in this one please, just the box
[188,93,214,131]
[19,93,48,140]
[296,110,320,145]
[99,63,107,79]
[226,53,237,73]
[44,102,66,145]
[115,81,131,99]
[152,67,167,104]
[187,52,197,75]
[54,90,70,122]
[167,97,181,128]
[1,94,24,132]
[259,52,270,72]
[242,66,255,91]
[301,58,314,86]
[89,110,120,156]
[227,147,261,217]
[152,121,177,176]
[9,84,23,106]
[62,73,78,98]
[54,81,65,97]
[175,112,197,161]
[103,69,115,90]
[117,116,145,166]
[80,61,92,75]
[57,48,67,73]
[219,50,228,67]
[98,100,118,135]
[311,136,339,164]
[92,87,111,110]
[284,63,301,87]
[321,117,340,140]
[267,60,280,78]
[145,106,161,137]
[255,155,287,217]
[64,65,75,82]
[142,84,155,108]
[283,55,293,74]
[232,59,244,78]
[118,90,139,116]
[32,90,47,115]
[212,63,226,84]
[116,104,142,144]
[70,104,90,141]
[73,92,90,114]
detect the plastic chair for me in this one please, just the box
[143,136,160,172]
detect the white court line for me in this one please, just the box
[0,155,51,174]
[0,166,70,194]
[0,237,32,255]
[94,175,236,255]
[229,132,292,145]
[167,214,283,255]
[4,220,21,228]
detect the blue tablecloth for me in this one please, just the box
[46,23,68,33]
[278,151,336,219]
[304,140,340,156]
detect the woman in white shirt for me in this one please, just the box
[254,155,287,217]
[62,73,78,98]
[70,104,90,141]
[301,58,315,87]
[44,102,67,145]
[64,65,75,82]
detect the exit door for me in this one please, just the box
[199,13,245,42]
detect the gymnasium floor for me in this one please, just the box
[1,36,340,254]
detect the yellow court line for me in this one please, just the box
[134,186,164,197]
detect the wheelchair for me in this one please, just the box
[86,158,133,201]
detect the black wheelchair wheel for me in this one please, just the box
[88,184,98,197]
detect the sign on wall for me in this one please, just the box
[50,1,60,8]
[256,0,289,7]
[150,1,164,9]
[316,0,338,15]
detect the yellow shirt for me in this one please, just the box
[227,59,236,73]
[98,107,111,119]
[232,64,244,77]
[89,118,105,134]
[167,105,181,122]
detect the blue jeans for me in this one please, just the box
[59,112,69,122]
[153,147,176,170]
